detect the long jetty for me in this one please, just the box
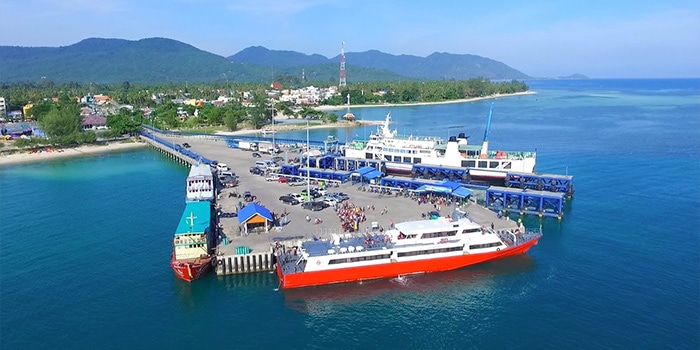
[139,128,529,276]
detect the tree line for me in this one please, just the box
[0,78,527,149]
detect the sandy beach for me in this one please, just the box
[314,91,536,111]
[0,141,147,167]
[216,91,535,136]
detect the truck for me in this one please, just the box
[257,141,279,155]
[238,140,258,151]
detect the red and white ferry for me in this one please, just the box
[171,201,214,282]
[275,210,541,289]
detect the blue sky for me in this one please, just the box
[1,0,699,78]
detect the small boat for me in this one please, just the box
[260,128,277,135]
[185,163,215,203]
[275,209,541,289]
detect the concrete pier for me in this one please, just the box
[140,131,520,276]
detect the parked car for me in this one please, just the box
[289,193,305,202]
[265,174,280,182]
[182,142,191,148]
[279,195,299,205]
[288,179,307,186]
[252,152,262,158]
[216,163,229,172]
[321,196,338,207]
[301,201,327,211]
[277,177,288,183]
[301,188,322,199]
[330,192,350,201]
[219,175,238,187]
[243,191,254,202]
[249,166,264,175]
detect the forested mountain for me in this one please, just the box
[0,37,530,84]
[231,48,531,80]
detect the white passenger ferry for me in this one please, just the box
[342,104,536,180]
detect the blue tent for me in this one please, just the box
[352,166,381,184]
[364,170,383,180]
[352,166,376,177]
[416,184,452,193]
[452,187,473,198]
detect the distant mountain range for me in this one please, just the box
[0,37,532,84]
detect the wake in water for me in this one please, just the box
[390,275,414,287]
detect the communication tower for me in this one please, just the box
[339,41,347,87]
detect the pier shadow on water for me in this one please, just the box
[282,254,537,314]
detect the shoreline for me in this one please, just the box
[0,141,148,167]
[218,91,535,136]
[0,91,533,166]
[313,91,536,111]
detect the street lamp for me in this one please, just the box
[306,119,310,202]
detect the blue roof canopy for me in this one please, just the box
[439,180,463,190]
[352,166,376,176]
[452,187,473,198]
[237,203,273,224]
[416,184,452,193]
[364,170,383,180]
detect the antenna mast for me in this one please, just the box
[339,41,347,87]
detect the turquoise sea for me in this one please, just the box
[1,79,699,349]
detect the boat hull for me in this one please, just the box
[171,254,212,282]
[276,238,539,289]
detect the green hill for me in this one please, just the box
[0,37,530,84]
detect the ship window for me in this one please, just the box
[384,155,391,161]
[420,230,458,239]
[465,160,476,167]
[414,158,421,164]
[477,161,487,168]
[463,228,481,234]
[397,246,462,257]
[489,161,499,168]
[407,234,418,239]
[403,157,411,163]
[365,153,372,159]
[503,162,512,169]
[394,156,402,162]
[329,253,391,264]
[468,242,502,250]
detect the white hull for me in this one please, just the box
[343,112,536,179]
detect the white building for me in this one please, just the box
[0,97,7,118]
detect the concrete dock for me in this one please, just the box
[142,133,519,275]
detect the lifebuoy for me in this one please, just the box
[497,248,501,251]
[217,259,222,265]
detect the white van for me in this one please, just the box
[216,163,229,172]
[255,160,273,169]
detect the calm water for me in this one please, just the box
[1,79,698,349]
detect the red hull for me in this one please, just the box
[276,238,539,289]
[171,254,212,282]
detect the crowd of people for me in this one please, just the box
[335,201,368,232]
